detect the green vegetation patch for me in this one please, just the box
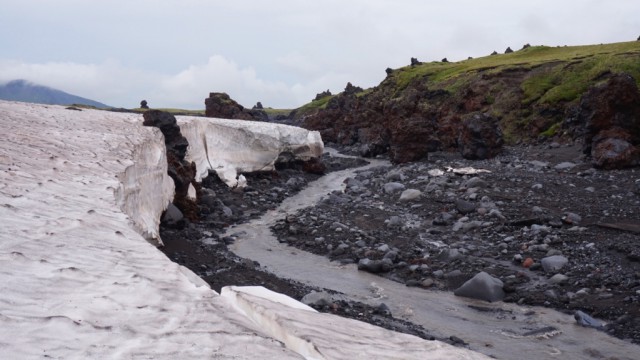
[295,94,335,117]
[540,122,562,137]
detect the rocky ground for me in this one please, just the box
[160,153,443,343]
[161,143,640,346]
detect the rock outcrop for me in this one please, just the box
[143,110,198,222]
[205,92,254,120]
[296,43,640,167]
[314,90,332,101]
[458,113,504,160]
[302,78,503,163]
[205,92,269,121]
[578,73,640,169]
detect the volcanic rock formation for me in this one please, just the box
[577,73,640,169]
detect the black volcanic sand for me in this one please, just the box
[161,145,640,345]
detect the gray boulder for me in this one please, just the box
[162,203,183,224]
[454,271,505,302]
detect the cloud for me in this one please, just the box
[158,55,304,109]
[0,59,156,108]
[0,55,341,110]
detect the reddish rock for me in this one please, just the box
[523,258,534,268]
[458,113,504,160]
[578,73,640,169]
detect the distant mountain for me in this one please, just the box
[0,79,110,108]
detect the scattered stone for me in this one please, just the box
[554,162,576,170]
[548,273,568,285]
[301,291,333,307]
[541,255,569,273]
[574,310,605,329]
[456,199,476,214]
[383,182,406,193]
[562,212,582,225]
[358,258,391,273]
[399,189,422,201]
[463,177,487,188]
[522,258,534,268]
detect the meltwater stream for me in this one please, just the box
[224,150,639,359]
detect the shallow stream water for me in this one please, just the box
[224,150,640,359]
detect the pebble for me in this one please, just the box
[554,162,576,170]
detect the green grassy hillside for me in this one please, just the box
[390,41,640,104]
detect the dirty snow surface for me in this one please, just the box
[0,101,487,359]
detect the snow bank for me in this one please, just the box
[222,286,488,360]
[0,101,300,359]
[178,116,324,187]
[0,101,487,359]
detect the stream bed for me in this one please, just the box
[224,151,640,359]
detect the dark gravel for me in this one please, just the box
[161,144,640,345]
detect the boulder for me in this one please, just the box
[577,73,640,169]
[454,272,505,302]
[161,203,184,227]
[458,113,504,160]
[140,100,149,109]
[410,57,421,66]
[504,47,513,54]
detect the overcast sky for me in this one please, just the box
[1,0,638,109]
